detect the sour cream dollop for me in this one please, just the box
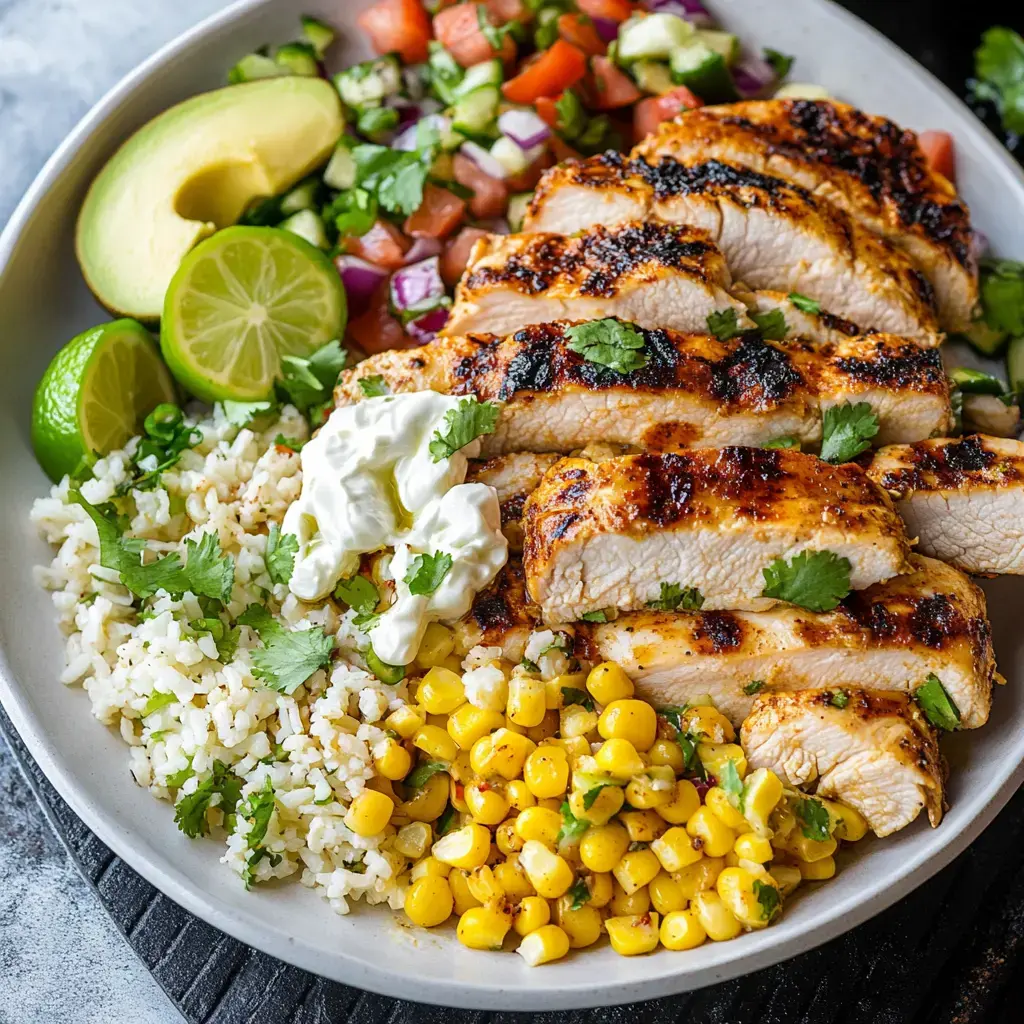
[282,392,508,665]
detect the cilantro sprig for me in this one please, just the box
[276,340,347,426]
[557,800,590,847]
[915,674,961,731]
[819,402,879,463]
[788,292,822,315]
[796,796,832,842]
[174,760,243,838]
[239,777,281,888]
[265,524,298,587]
[753,878,782,921]
[358,375,389,398]
[429,398,500,461]
[565,319,649,375]
[647,583,704,612]
[718,759,744,809]
[238,604,334,694]
[762,550,851,612]
[116,403,203,495]
[404,551,453,596]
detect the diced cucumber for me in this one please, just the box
[450,85,500,134]
[948,367,1007,396]
[228,53,291,84]
[455,60,504,99]
[280,177,321,216]
[334,55,402,108]
[617,13,695,63]
[670,43,739,103]
[774,82,830,100]
[632,61,675,95]
[491,136,532,177]
[323,144,357,191]
[507,193,533,232]
[1008,336,1024,395]
[962,317,1010,356]
[301,15,336,58]
[427,42,464,105]
[357,105,400,139]
[696,29,740,66]
[279,209,329,249]
[275,42,319,77]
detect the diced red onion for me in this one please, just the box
[970,229,989,263]
[393,112,450,151]
[498,109,552,150]
[333,255,389,315]
[390,256,445,312]
[592,16,620,42]
[460,140,508,180]
[403,237,444,265]
[406,306,450,344]
[643,0,713,26]
[732,54,777,98]
[477,217,511,236]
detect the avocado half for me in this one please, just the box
[75,77,344,322]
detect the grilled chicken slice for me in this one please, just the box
[741,689,944,837]
[336,324,952,455]
[453,559,539,662]
[865,434,1024,574]
[444,222,753,338]
[575,555,994,728]
[633,100,977,331]
[467,452,560,549]
[736,289,877,347]
[525,152,940,337]
[522,448,911,621]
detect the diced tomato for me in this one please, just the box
[434,3,517,68]
[347,280,410,355]
[919,130,956,184]
[590,55,642,110]
[357,0,431,65]
[502,39,588,104]
[486,0,529,23]
[535,96,560,127]
[633,85,703,142]
[505,149,556,192]
[343,220,411,270]
[557,13,606,56]
[453,153,509,219]
[576,0,635,22]
[403,184,467,240]
[441,227,491,287]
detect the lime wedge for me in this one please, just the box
[32,319,178,482]
[160,226,347,402]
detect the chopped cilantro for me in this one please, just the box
[763,436,801,450]
[476,4,518,50]
[556,800,590,846]
[428,398,500,461]
[568,877,591,911]
[750,308,789,340]
[829,689,850,709]
[915,673,961,731]
[706,308,744,341]
[971,28,1024,136]
[276,340,346,419]
[181,532,235,604]
[554,88,588,140]
[143,691,177,716]
[220,400,274,428]
[273,434,306,452]
[237,604,334,694]
[646,582,704,612]
[796,796,832,842]
[580,610,608,623]
[165,763,194,789]
[561,687,594,712]
[659,705,706,779]
[406,760,449,789]
[352,143,435,217]
[762,550,851,612]
[239,776,278,888]
[788,291,822,315]
[753,878,781,920]
[334,575,379,615]
[173,760,243,838]
[520,657,540,674]
[582,784,611,810]
[265,524,298,587]
[819,401,879,463]
[763,47,794,80]
[743,680,765,696]
[718,759,744,809]
[116,403,203,495]
[564,318,648,375]
[436,802,457,836]
[357,374,389,397]
[404,551,453,596]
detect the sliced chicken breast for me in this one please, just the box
[453,559,538,663]
[736,288,875,347]
[467,452,560,550]
[444,222,753,338]
[633,99,977,331]
[741,688,944,837]
[525,153,939,337]
[336,324,952,455]
[522,448,911,620]
[575,555,994,729]
[865,434,1024,574]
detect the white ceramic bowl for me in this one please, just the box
[2,0,1024,1010]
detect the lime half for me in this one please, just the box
[32,319,178,482]
[161,226,347,403]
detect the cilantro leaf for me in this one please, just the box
[761,550,851,612]
[568,877,591,911]
[404,551,453,596]
[182,532,235,603]
[753,878,781,921]
[406,760,449,788]
[914,673,961,731]
[659,706,706,779]
[580,610,608,623]
[117,403,204,495]
[119,553,191,601]
[646,582,704,612]
[276,340,346,416]
[436,802,457,835]
[750,308,789,340]
[476,4,517,50]
[554,88,587,139]
[788,291,822,315]
[820,402,880,463]
[718,759,744,809]
[972,28,1024,136]
[143,691,177,717]
[763,436,801,450]
[265,524,298,587]
[358,374,389,397]
[582,783,613,810]
[556,800,590,847]
[796,796,832,842]
[334,575,379,614]
[240,777,280,888]
[707,308,744,341]
[274,434,306,453]
[173,760,243,838]
[238,604,334,694]
[561,687,594,712]
[565,318,648,375]
[165,762,194,789]
[763,47,794,80]
[352,144,433,217]
[428,398,500,461]
[743,680,765,696]
[829,689,850,709]
[221,400,274,428]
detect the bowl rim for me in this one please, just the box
[3,0,1024,1010]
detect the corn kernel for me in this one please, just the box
[386,704,426,740]
[416,667,466,715]
[660,908,707,951]
[698,742,747,781]
[447,704,504,751]
[344,790,393,837]
[606,913,660,956]
[537,797,563,812]
[555,735,591,768]
[457,904,512,950]
[507,672,547,727]
[448,868,483,915]
[401,772,450,823]
[555,895,604,948]
[462,782,507,825]
[682,705,735,743]
[674,856,725,900]
[692,890,743,941]
[609,878,650,916]
[595,737,646,779]
[769,863,802,895]
[586,662,634,704]
[687,805,736,858]
[740,768,784,834]
[413,725,458,763]
[527,710,560,743]
[598,700,658,750]
[496,819,523,856]
[432,823,492,870]
[560,704,599,739]
[651,826,703,873]
[717,866,780,929]
[798,855,836,881]
[513,895,551,936]
[524,747,570,800]
[393,821,432,860]
[485,728,536,780]
[656,780,702,825]
[502,715,528,736]
[822,799,869,842]
[517,923,571,966]
[466,864,504,904]
[374,739,413,781]
[493,855,535,902]
[579,822,630,873]
[411,855,450,880]
[734,832,773,863]
[649,871,688,915]
[414,622,455,670]
[514,805,563,848]
[619,809,667,843]
[647,739,684,773]
[519,840,574,898]
[625,766,676,809]
[612,848,661,896]
[568,783,624,826]
[774,830,837,863]
[505,779,536,813]
[405,875,454,927]
[705,787,748,830]
[585,871,613,908]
